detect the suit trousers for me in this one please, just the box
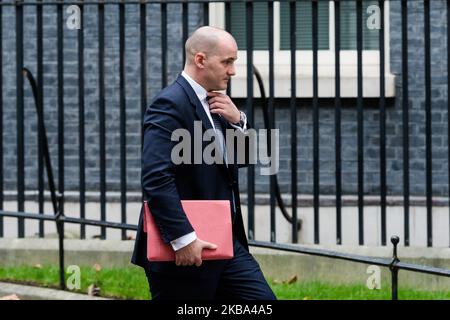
[144,238,277,300]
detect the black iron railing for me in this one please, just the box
[0,0,448,247]
[0,0,446,245]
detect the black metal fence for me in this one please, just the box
[1,0,449,247]
[0,0,450,299]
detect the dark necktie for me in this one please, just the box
[211,113,227,165]
[210,112,237,221]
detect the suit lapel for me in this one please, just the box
[176,75,213,132]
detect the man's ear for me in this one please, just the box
[194,52,206,69]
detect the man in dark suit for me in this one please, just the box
[131,26,276,300]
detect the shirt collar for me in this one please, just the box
[181,71,208,103]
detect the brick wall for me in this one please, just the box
[1,1,449,198]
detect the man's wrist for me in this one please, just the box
[233,111,246,127]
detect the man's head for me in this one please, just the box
[184,26,238,91]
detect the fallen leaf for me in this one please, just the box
[34,264,42,269]
[93,263,102,272]
[286,275,298,284]
[87,284,101,297]
[303,296,311,300]
[272,279,281,285]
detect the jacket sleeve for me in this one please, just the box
[141,96,194,244]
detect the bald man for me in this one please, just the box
[131,26,276,300]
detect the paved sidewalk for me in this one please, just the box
[0,282,111,300]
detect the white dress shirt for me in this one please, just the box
[169,71,247,251]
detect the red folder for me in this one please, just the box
[143,200,234,262]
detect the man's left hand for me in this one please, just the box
[207,91,240,124]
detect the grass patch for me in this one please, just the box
[0,265,449,300]
[0,265,150,300]
[270,280,450,300]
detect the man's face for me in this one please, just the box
[202,38,238,91]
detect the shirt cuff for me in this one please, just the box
[229,111,247,132]
[170,231,197,251]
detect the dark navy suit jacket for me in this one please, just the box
[131,74,249,271]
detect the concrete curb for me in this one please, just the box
[1,238,449,259]
[0,281,112,300]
